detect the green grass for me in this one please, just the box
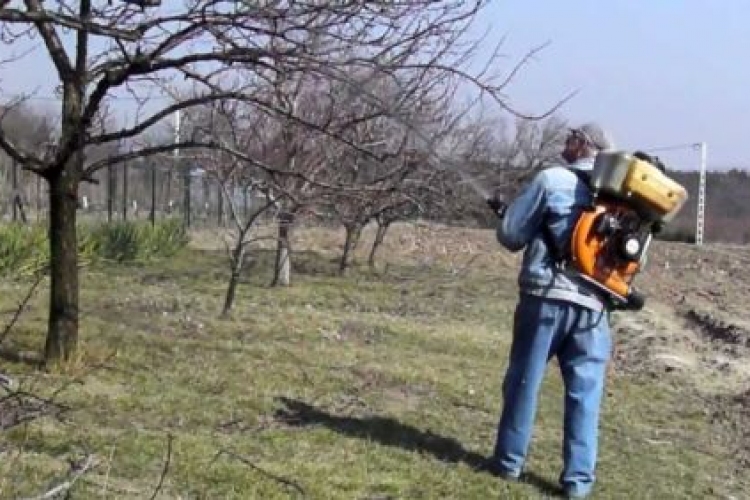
[0,244,745,499]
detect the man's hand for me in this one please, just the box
[486,191,507,218]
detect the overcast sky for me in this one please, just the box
[2,1,747,171]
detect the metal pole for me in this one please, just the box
[11,158,18,222]
[107,163,115,223]
[217,180,223,227]
[36,175,41,222]
[122,159,129,221]
[174,110,191,227]
[183,165,191,228]
[150,161,157,226]
[696,142,707,246]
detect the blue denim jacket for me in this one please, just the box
[497,157,606,311]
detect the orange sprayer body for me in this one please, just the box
[570,202,643,304]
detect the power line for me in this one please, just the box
[643,142,702,153]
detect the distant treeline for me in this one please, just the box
[662,169,750,244]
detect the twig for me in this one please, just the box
[0,389,69,430]
[449,254,481,278]
[212,448,306,498]
[81,476,144,496]
[20,454,97,500]
[149,433,173,500]
[101,442,118,497]
[0,269,46,346]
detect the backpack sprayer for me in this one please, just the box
[489,150,689,311]
[567,150,688,310]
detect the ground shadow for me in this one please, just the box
[274,396,563,497]
[0,347,44,368]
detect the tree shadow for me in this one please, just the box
[274,396,563,497]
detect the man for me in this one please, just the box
[486,123,615,498]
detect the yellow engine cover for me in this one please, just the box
[590,151,688,222]
[622,158,688,221]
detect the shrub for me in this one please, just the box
[0,223,49,275]
[0,219,189,276]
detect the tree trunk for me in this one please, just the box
[368,221,390,268]
[272,211,294,287]
[339,223,362,275]
[221,240,245,317]
[45,170,80,362]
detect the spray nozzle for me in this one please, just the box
[486,191,507,218]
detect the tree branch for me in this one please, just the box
[0,130,45,172]
[19,455,97,500]
[80,48,272,143]
[211,448,305,497]
[87,93,267,145]
[22,0,74,79]
[0,268,46,347]
[148,433,173,500]
[0,8,142,40]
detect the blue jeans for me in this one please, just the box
[492,293,611,497]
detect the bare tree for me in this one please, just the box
[320,67,463,273]
[366,162,450,269]
[183,100,278,316]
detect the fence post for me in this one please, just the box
[150,161,157,226]
[217,180,223,227]
[183,162,191,228]
[122,159,128,221]
[36,175,41,222]
[11,159,18,222]
[107,163,115,223]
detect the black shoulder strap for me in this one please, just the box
[568,167,591,186]
[542,167,592,264]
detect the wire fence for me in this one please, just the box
[0,158,268,228]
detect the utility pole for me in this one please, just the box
[695,142,707,246]
[646,141,707,246]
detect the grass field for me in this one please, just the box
[0,225,746,499]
